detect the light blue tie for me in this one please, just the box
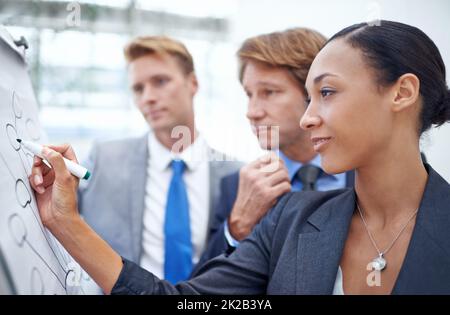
[164,160,192,284]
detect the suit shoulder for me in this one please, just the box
[208,148,242,179]
[95,136,144,151]
[208,148,242,165]
[92,136,146,159]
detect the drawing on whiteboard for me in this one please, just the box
[0,90,87,294]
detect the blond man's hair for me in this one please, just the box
[238,28,327,94]
[124,36,195,75]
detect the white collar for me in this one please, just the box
[148,131,208,172]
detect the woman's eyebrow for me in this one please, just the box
[305,72,339,94]
[313,72,339,84]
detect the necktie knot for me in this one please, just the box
[296,164,321,191]
[171,159,186,175]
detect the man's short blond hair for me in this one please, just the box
[124,36,195,75]
[237,28,327,94]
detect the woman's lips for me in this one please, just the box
[311,137,332,152]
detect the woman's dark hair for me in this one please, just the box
[327,20,450,134]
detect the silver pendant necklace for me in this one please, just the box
[356,202,419,272]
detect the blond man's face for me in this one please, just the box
[128,53,198,133]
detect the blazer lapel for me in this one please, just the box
[296,165,450,294]
[392,165,450,294]
[128,134,150,262]
[296,189,356,294]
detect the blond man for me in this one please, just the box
[78,36,240,284]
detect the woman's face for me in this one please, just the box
[300,39,395,174]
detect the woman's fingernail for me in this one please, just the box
[34,174,42,185]
[37,186,45,194]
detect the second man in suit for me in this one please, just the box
[194,28,354,272]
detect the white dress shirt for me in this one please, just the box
[139,132,210,279]
[333,266,345,295]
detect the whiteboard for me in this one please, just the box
[0,25,98,295]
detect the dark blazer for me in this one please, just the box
[111,165,450,294]
[191,169,355,276]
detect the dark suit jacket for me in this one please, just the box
[111,164,450,294]
[191,169,355,276]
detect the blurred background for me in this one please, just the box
[1,0,449,180]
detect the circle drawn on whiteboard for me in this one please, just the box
[12,92,23,119]
[82,269,91,281]
[65,269,76,291]
[8,213,27,247]
[6,124,20,151]
[16,179,32,208]
[26,119,40,141]
[31,267,45,295]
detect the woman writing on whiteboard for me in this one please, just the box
[29,21,450,294]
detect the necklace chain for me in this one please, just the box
[356,202,419,258]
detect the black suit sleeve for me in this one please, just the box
[191,223,229,276]
[111,193,294,295]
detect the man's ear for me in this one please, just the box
[188,72,199,95]
[391,73,420,112]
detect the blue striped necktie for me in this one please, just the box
[164,159,192,284]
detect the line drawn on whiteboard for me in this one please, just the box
[1,90,86,294]
[8,213,65,289]
[6,123,33,174]
[6,124,20,151]
[15,179,32,208]
[4,152,69,273]
[12,91,23,119]
[31,267,44,295]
